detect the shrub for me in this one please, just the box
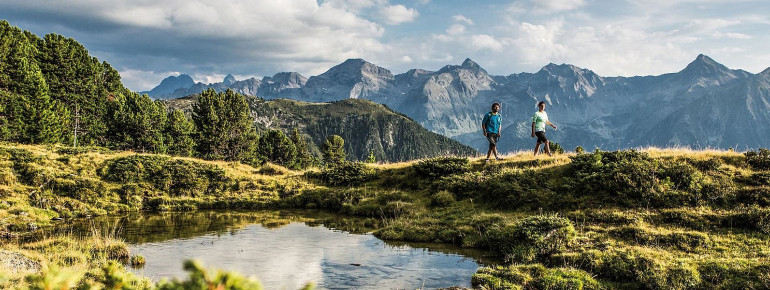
[486,215,576,262]
[156,260,265,290]
[745,148,770,170]
[549,141,565,155]
[130,255,146,268]
[473,264,599,290]
[569,150,668,207]
[314,161,376,186]
[574,146,584,154]
[101,155,230,197]
[413,156,470,178]
[430,190,455,207]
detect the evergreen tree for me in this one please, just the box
[164,109,196,157]
[38,33,125,145]
[322,135,346,165]
[106,92,167,153]
[257,129,297,167]
[0,20,69,144]
[192,89,258,163]
[366,151,376,163]
[290,128,314,169]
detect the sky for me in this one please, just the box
[2,0,769,91]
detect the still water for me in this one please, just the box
[64,210,496,289]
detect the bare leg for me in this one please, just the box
[545,141,552,156]
[487,148,492,159]
[534,142,541,156]
[492,146,499,158]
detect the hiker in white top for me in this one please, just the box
[531,101,557,156]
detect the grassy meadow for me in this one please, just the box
[1,143,770,289]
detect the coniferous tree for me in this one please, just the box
[164,109,196,157]
[322,135,346,165]
[257,129,297,167]
[0,20,69,144]
[106,92,167,153]
[290,128,315,169]
[192,89,258,163]
[37,33,126,146]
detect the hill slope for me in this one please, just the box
[166,97,478,162]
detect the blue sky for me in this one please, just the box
[2,0,769,91]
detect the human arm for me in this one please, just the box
[547,120,557,130]
[531,122,535,137]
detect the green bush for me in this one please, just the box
[156,260,266,290]
[473,264,598,290]
[745,148,770,170]
[430,190,455,207]
[101,155,230,197]
[313,161,376,186]
[486,215,576,262]
[413,156,470,178]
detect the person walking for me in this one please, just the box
[482,102,503,162]
[531,101,557,156]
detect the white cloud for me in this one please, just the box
[532,0,586,13]
[378,4,419,25]
[471,34,504,51]
[452,15,474,25]
[446,24,466,35]
[712,31,752,39]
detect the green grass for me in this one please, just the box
[1,144,770,289]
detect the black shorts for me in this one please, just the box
[486,133,500,148]
[535,131,548,143]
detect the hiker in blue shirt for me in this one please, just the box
[482,102,502,162]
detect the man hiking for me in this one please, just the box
[531,101,557,156]
[482,102,502,162]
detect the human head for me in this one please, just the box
[537,101,546,111]
[491,102,500,112]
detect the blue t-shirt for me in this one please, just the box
[482,112,502,134]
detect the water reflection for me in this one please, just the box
[57,210,497,289]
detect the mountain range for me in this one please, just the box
[145,55,770,152]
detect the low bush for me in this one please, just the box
[745,148,770,170]
[101,155,230,197]
[472,264,599,290]
[430,190,455,207]
[486,215,576,262]
[412,156,470,178]
[313,161,376,186]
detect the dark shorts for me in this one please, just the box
[535,131,548,143]
[486,133,500,149]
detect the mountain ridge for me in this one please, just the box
[145,55,769,151]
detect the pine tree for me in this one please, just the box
[366,151,376,163]
[164,109,196,157]
[0,20,69,144]
[290,128,315,169]
[322,135,346,165]
[257,129,297,167]
[192,89,258,163]
[106,92,167,153]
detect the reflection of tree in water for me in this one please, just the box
[54,210,378,244]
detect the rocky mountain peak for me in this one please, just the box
[263,72,307,86]
[143,74,195,98]
[461,58,480,69]
[760,67,770,76]
[679,54,732,77]
[223,74,236,85]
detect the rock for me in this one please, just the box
[0,250,41,274]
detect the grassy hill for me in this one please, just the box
[1,143,769,289]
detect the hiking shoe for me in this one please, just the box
[485,158,490,163]
[496,157,503,161]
